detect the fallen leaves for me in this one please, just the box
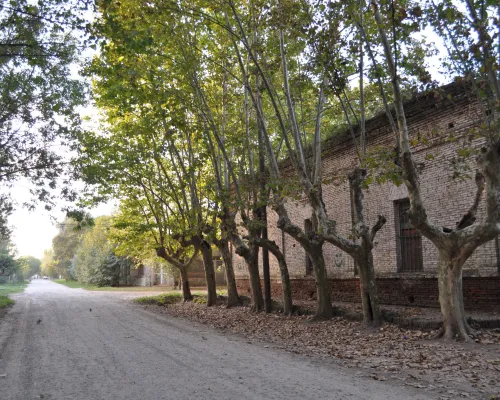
[145,300,500,398]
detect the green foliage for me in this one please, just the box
[52,217,91,279]
[73,216,131,286]
[0,236,20,280]
[17,255,41,279]
[40,249,57,278]
[0,0,90,214]
[74,0,498,279]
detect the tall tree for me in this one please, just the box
[18,255,41,278]
[0,0,89,217]
[368,0,500,340]
[0,236,18,280]
[52,217,90,278]
[73,216,130,286]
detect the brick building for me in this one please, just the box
[130,254,227,287]
[233,82,500,310]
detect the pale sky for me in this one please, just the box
[8,104,115,260]
[9,181,116,259]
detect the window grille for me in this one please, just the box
[395,199,423,272]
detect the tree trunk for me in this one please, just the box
[200,240,218,307]
[276,252,293,316]
[253,237,293,316]
[309,246,333,320]
[275,205,330,319]
[218,240,241,307]
[260,206,272,313]
[356,251,382,327]
[179,268,193,302]
[248,244,264,312]
[436,251,473,341]
[232,233,264,311]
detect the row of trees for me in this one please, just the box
[70,0,499,341]
[0,0,94,271]
[0,236,40,282]
[42,216,134,286]
[0,0,92,231]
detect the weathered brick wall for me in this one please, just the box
[236,276,500,310]
[232,82,500,285]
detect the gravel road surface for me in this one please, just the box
[0,280,435,400]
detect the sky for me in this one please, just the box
[8,103,114,260]
[9,181,116,259]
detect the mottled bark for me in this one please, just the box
[260,206,272,313]
[372,0,500,340]
[200,240,218,307]
[355,251,382,327]
[250,236,293,316]
[224,203,265,311]
[308,246,333,320]
[275,203,332,319]
[217,239,240,308]
[155,246,198,302]
[348,168,385,326]
[435,147,500,341]
[248,243,264,312]
[230,225,264,311]
[231,240,264,311]
[436,251,474,341]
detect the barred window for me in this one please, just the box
[395,199,423,272]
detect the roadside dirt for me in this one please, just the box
[0,280,439,400]
[145,300,500,400]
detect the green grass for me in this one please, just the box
[54,279,101,290]
[0,296,14,308]
[0,282,27,296]
[0,282,27,309]
[133,292,183,306]
[133,288,228,306]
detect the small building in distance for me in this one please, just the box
[130,254,227,288]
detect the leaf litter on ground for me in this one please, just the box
[140,299,500,399]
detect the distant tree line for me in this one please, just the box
[0,237,41,283]
[43,215,173,287]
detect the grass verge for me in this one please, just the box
[0,282,27,309]
[133,289,228,306]
[54,279,100,290]
[0,296,14,308]
[133,292,183,306]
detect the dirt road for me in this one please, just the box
[0,280,435,400]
